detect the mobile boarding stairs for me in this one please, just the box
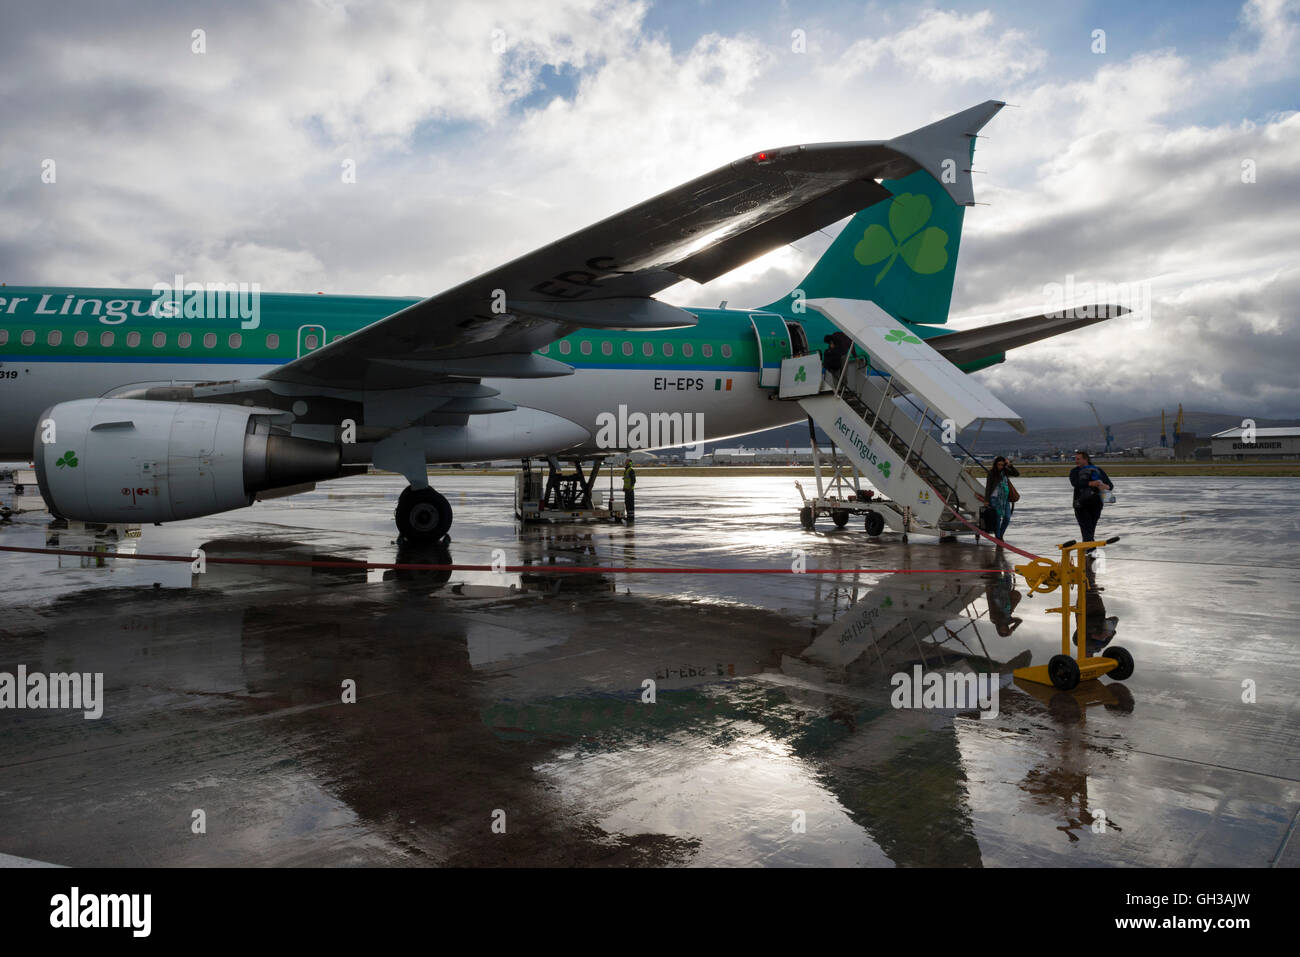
[782,298,1026,540]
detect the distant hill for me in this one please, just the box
[666,411,1300,458]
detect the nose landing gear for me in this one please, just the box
[395,486,452,543]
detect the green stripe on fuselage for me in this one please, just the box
[0,286,1000,371]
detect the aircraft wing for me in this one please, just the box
[266,100,1006,389]
[930,307,1129,367]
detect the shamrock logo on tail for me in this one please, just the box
[853,193,949,284]
[55,450,78,469]
[884,329,922,345]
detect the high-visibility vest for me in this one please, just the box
[623,468,635,490]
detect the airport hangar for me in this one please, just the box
[1211,426,1300,460]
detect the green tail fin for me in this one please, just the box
[763,152,971,325]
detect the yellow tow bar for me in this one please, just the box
[1013,536,1134,691]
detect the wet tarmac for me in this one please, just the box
[1,474,1297,867]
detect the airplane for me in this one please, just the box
[0,100,1117,543]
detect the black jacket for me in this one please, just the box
[1069,464,1113,504]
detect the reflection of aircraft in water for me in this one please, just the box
[791,567,1016,675]
[759,566,1033,865]
[473,560,1032,865]
[192,538,370,588]
[44,521,142,568]
[13,531,1076,865]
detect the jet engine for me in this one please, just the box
[33,398,342,523]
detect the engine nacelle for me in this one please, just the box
[34,399,342,523]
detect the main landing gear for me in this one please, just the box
[395,486,452,543]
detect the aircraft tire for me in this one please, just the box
[395,486,453,543]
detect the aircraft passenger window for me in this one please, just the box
[580,340,592,355]
[682,343,693,358]
[203,333,217,348]
[266,334,279,350]
[152,332,166,348]
[642,342,653,357]
[721,344,732,358]
[21,330,35,346]
[0,330,8,345]
[74,331,88,346]
[663,342,673,357]
[100,331,114,347]
[539,343,549,354]
[601,341,612,356]
[559,340,571,355]
[622,342,633,356]
[178,332,191,348]
[702,344,712,358]
[229,333,242,349]
[127,331,141,347]
[47,330,62,346]
[304,334,319,350]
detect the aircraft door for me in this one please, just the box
[749,313,791,388]
[297,325,327,358]
[785,320,810,356]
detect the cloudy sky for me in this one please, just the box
[1,0,1296,427]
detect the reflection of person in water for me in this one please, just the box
[1072,554,1119,655]
[985,571,1023,636]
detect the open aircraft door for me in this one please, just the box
[749,313,791,388]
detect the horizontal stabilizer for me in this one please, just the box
[930,306,1130,366]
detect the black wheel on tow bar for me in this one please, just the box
[1105,646,1134,681]
[832,508,850,528]
[395,486,453,543]
[1048,654,1081,691]
[799,506,815,529]
[863,510,885,537]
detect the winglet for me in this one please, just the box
[887,100,1005,207]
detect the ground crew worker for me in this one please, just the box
[622,459,636,521]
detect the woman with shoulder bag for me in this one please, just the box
[984,456,1020,542]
